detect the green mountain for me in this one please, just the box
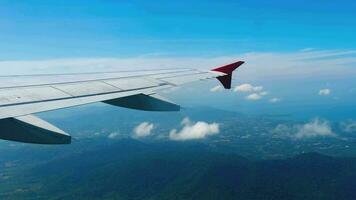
[1,139,356,200]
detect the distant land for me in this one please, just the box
[0,139,356,200]
[0,105,354,199]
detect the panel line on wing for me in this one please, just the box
[0,69,192,89]
[50,86,75,97]
[100,80,124,90]
[0,84,168,108]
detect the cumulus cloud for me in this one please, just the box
[210,85,224,92]
[234,83,271,101]
[246,93,262,101]
[295,118,335,139]
[234,83,263,92]
[271,118,336,139]
[169,118,220,141]
[181,117,191,126]
[269,98,281,103]
[133,122,154,138]
[319,88,331,96]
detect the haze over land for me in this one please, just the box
[0,0,356,199]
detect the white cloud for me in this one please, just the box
[169,118,219,141]
[234,83,269,101]
[271,118,336,139]
[0,50,355,81]
[260,91,269,96]
[295,118,335,139]
[210,85,224,92]
[246,93,262,101]
[234,84,253,92]
[253,86,264,92]
[319,88,331,96]
[269,98,281,103]
[133,122,154,138]
[108,131,120,139]
[181,117,191,126]
[234,83,263,92]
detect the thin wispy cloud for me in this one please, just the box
[108,131,120,139]
[1,49,355,81]
[260,91,269,96]
[319,88,331,96]
[300,48,315,52]
[269,98,281,103]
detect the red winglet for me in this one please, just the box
[211,61,244,89]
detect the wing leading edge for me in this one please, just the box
[0,61,244,144]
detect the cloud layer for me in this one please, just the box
[1,49,355,81]
[169,117,219,141]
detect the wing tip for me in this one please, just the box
[211,61,244,89]
[211,61,245,74]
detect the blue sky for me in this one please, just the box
[1,0,356,59]
[0,0,355,121]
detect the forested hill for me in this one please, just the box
[1,139,356,200]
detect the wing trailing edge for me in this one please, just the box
[0,115,71,144]
[211,61,244,89]
[104,93,180,111]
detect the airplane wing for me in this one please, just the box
[0,61,244,144]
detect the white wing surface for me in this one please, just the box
[0,61,244,144]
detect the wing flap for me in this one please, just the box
[104,93,180,111]
[0,85,172,119]
[0,115,71,144]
